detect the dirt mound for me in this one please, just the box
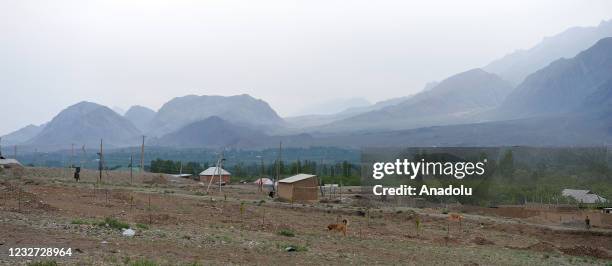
[144,175,168,185]
[471,236,494,245]
[525,242,557,253]
[111,190,134,202]
[433,236,462,246]
[559,245,611,259]
[0,182,57,212]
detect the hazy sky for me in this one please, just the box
[1,0,612,135]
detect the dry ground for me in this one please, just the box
[0,168,611,265]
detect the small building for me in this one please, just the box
[199,167,231,184]
[562,189,608,204]
[277,174,319,202]
[0,158,23,169]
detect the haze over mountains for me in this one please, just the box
[124,105,156,132]
[146,94,284,137]
[312,69,513,133]
[484,19,612,84]
[2,22,612,152]
[1,124,44,146]
[498,37,612,119]
[321,37,612,147]
[26,102,142,149]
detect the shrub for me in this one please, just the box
[129,258,158,266]
[98,217,130,230]
[71,219,90,225]
[277,229,295,237]
[135,223,149,230]
[27,260,58,266]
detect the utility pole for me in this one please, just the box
[80,145,86,169]
[274,141,282,194]
[14,145,17,160]
[219,151,225,193]
[140,135,145,173]
[256,155,264,192]
[70,143,74,168]
[98,139,103,183]
[260,156,264,192]
[130,153,134,184]
[206,152,225,193]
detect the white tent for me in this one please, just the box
[254,178,274,186]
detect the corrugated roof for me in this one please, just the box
[199,167,231,176]
[278,174,316,183]
[562,189,607,204]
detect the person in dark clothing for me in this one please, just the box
[585,216,591,230]
[74,167,81,182]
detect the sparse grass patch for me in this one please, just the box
[97,217,130,230]
[129,258,158,266]
[27,260,58,266]
[135,223,149,230]
[277,228,295,237]
[182,262,203,266]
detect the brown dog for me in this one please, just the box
[448,213,463,230]
[327,219,348,236]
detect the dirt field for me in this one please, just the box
[1,168,611,265]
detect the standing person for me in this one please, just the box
[74,167,81,182]
[585,215,591,230]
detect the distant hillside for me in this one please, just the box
[153,116,267,148]
[498,37,612,119]
[305,38,612,148]
[306,114,611,148]
[124,105,156,132]
[146,94,284,137]
[27,101,142,149]
[485,19,612,84]
[1,124,45,145]
[295,97,371,116]
[153,116,313,149]
[284,95,413,131]
[315,69,513,133]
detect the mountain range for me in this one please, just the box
[124,105,156,132]
[3,22,612,151]
[311,68,513,133]
[145,94,284,137]
[26,101,142,150]
[484,19,612,85]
